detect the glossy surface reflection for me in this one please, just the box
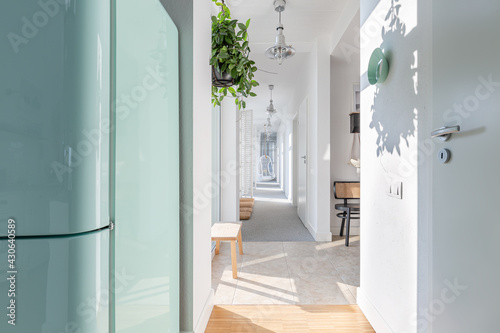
[114,0,180,331]
[0,0,110,236]
[0,0,111,332]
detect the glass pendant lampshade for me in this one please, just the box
[266,85,277,116]
[263,124,270,139]
[265,23,296,65]
[265,0,295,65]
[267,100,276,114]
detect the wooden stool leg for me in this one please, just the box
[230,240,237,279]
[237,230,243,255]
[215,240,220,255]
[345,209,351,247]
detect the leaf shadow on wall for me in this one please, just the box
[369,0,418,157]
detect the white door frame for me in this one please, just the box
[296,97,308,226]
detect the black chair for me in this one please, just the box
[333,181,360,246]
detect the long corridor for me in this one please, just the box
[241,182,314,242]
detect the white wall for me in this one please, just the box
[286,125,293,201]
[278,129,284,189]
[330,11,361,235]
[192,0,214,331]
[287,36,332,241]
[359,2,500,332]
[358,0,429,332]
[280,117,293,200]
[315,36,332,241]
[292,118,298,207]
[253,127,260,187]
[162,1,215,332]
[220,98,240,221]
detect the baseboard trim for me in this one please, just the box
[304,221,315,239]
[357,287,394,333]
[194,289,214,333]
[314,230,332,242]
[305,221,332,242]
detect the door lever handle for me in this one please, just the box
[431,125,460,141]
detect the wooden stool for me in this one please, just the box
[211,222,243,279]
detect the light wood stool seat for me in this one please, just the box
[211,222,243,279]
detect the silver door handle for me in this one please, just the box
[431,125,460,141]
[301,155,306,159]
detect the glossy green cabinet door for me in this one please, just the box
[0,231,110,332]
[0,0,111,236]
[113,0,180,332]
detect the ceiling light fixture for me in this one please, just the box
[263,115,273,139]
[266,85,277,117]
[264,122,272,140]
[265,0,296,65]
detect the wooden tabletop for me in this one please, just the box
[211,222,242,240]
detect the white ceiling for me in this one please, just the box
[222,0,351,128]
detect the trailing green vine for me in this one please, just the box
[210,0,259,110]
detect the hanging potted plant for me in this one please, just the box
[210,0,259,110]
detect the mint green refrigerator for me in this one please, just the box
[0,0,179,332]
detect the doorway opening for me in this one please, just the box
[210,2,361,308]
[212,94,360,305]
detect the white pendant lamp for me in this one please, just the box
[266,85,277,117]
[265,0,296,65]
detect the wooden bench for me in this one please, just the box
[211,222,243,279]
[333,181,360,247]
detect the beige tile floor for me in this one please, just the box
[211,236,360,305]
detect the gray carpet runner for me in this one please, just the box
[241,182,315,242]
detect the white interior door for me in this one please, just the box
[431,2,500,331]
[297,98,308,225]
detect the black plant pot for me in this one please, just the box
[212,66,234,87]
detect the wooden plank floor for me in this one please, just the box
[206,305,375,333]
